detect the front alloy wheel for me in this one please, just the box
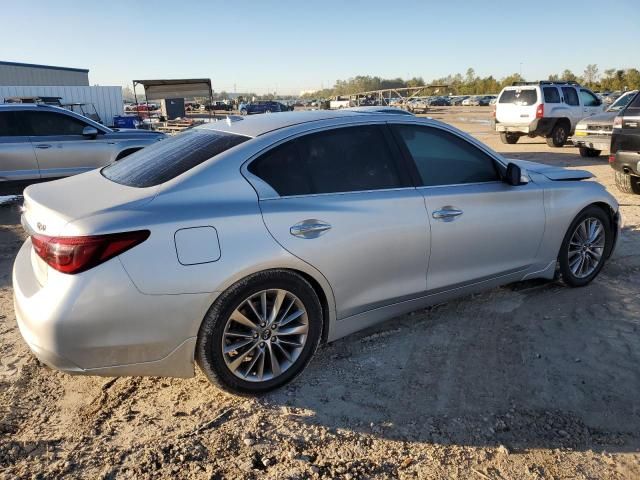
[558,206,612,287]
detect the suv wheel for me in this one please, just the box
[546,123,569,148]
[614,171,640,194]
[500,132,520,144]
[196,270,323,394]
[558,206,612,287]
[579,147,601,158]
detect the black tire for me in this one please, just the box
[196,270,323,395]
[546,122,569,147]
[500,132,520,144]
[614,171,640,194]
[579,147,601,158]
[558,205,612,287]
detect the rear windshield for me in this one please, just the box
[498,89,538,106]
[102,129,249,187]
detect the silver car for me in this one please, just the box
[13,110,621,394]
[0,104,165,194]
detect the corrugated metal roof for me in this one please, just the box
[0,60,89,73]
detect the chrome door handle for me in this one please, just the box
[35,144,52,149]
[290,220,332,238]
[432,208,463,221]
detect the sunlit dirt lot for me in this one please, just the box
[1,107,639,479]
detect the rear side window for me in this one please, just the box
[102,129,249,187]
[393,125,500,187]
[562,87,579,106]
[0,111,22,136]
[249,125,405,196]
[24,111,88,136]
[543,87,561,103]
[498,89,538,106]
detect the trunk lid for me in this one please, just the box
[22,169,158,237]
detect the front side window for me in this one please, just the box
[0,111,24,136]
[393,125,500,187]
[24,111,88,136]
[579,89,600,107]
[249,125,405,196]
[562,87,579,106]
[102,129,249,188]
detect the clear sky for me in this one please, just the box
[2,0,638,95]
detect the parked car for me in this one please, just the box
[610,91,640,194]
[206,101,232,112]
[428,96,450,107]
[494,81,604,147]
[14,110,620,394]
[572,90,638,157]
[0,104,165,194]
[450,95,469,106]
[239,101,282,115]
[407,98,429,113]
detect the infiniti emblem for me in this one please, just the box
[37,222,46,232]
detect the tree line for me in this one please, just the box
[302,65,640,98]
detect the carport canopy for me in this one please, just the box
[132,78,212,100]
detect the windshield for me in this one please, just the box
[102,129,249,187]
[608,91,637,111]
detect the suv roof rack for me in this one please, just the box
[512,80,581,87]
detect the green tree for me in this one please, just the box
[583,64,599,86]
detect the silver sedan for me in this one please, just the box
[13,110,621,394]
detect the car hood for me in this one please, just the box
[577,111,617,126]
[507,159,593,181]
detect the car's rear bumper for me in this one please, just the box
[494,118,556,136]
[13,239,213,378]
[610,150,640,176]
[572,133,610,152]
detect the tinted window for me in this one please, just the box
[0,111,23,136]
[498,89,538,106]
[579,89,600,107]
[249,125,404,196]
[394,125,500,187]
[102,129,249,188]
[543,87,561,103]
[25,111,88,135]
[562,87,579,106]
[627,91,640,109]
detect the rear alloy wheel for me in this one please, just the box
[614,171,640,194]
[558,206,612,287]
[579,147,601,158]
[546,123,569,147]
[500,132,520,144]
[196,270,322,394]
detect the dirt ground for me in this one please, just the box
[1,107,639,480]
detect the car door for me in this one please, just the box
[0,110,40,183]
[391,123,545,292]
[23,110,112,179]
[249,124,430,319]
[579,88,604,119]
[561,87,583,131]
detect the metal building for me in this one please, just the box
[0,61,89,86]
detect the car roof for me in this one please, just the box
[197,110,381,137]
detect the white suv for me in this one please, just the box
[493,81,604,147]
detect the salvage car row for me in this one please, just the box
[493,81,640,194]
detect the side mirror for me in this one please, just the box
[82,126,99,138]
[504,162,524,186]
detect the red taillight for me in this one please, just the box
[613,116,623,129]
[536,104,544,119]
[491,106,496,118]
[31,230,150,274]
[609,155,616,164]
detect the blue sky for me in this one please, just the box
[2,0,638,95]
